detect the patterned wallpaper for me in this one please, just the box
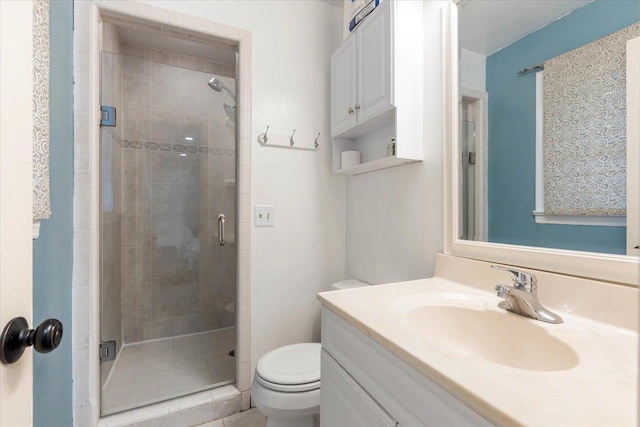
[33,0,51,221]
[543,22,640,216]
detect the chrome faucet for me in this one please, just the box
[492,265,563,324]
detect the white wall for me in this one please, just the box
[345,1,447,284]
[343,0,351,40]
[461,48,486,92]
[140,0,346,374]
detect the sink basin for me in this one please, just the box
[407,305,579,371]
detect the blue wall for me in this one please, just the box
[32,0,74,425]
[486,0,639,254]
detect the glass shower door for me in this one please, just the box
[99,48,238,415]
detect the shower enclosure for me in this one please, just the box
[99,28,238,415]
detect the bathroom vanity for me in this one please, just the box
[320,303,490,427]
[318,255,638,427]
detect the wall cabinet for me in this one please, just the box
[331,5,392,138]
[356,6,392,124]
[321,308,492,427]
[331,36,358,136]
[330,1,424,175]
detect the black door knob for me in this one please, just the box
[0,317,64,364]
[33,319,63,353]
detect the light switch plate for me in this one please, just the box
[254,204,275,227]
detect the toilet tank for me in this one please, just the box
[331,279,370,291]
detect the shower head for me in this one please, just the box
[208,76,236,102]
[207,76,223,91]
[209,76,236,123]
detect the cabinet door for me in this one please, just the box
[321,350,397,427]
[331,35,358,137]
[356,3,392,124]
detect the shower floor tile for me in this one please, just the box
[102,328,236,416]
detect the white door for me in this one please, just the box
[627,36,639,256]
[356,3,392,124]
[0,1,35,425]
[331,35,358,137]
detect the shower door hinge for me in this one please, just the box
[100,105,116,127]
[468,152,476,165]
[99,340,116,362]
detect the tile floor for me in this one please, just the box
[197,408,267,427]
[102,328,236,415]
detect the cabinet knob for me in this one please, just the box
[0,317,63,364]
[355,104,361,110]
[348,107,354,114]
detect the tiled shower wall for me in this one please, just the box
[118,44,237,343]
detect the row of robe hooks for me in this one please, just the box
[257,125,320,151]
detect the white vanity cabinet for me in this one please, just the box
[330,1,424,175]
[321,350,397,427]
[331,3,392,138]
[320,308,492,427]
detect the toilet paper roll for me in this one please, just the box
[341,151,361,169]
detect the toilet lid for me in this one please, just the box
[256,343,321,386]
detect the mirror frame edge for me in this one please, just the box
[442,1,639,286]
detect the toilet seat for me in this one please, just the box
[255,374,320,393]
[255,343,321,392]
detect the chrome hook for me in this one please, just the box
[314,132,320,150]
[290,129,296,146]
[257,125,270,146]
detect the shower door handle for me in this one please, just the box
[218,214,226,246]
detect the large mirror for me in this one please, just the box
[457,0,639,257]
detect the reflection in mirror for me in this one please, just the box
[457,0,640,256]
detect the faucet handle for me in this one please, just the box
[491,265,537,290]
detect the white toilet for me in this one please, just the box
[251,279,370,427]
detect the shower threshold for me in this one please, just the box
[101,327,236,416]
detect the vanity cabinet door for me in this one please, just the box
[331,35,358,137]
[321,349,397,427]
[356,2,392,124]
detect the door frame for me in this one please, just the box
[72,2,254,424]
[626,36,640,256]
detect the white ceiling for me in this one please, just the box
[459,0,594,56]
[118,26,237,65]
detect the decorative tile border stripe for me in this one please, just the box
[122,139,235,157]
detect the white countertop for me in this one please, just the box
[318,255,638,426]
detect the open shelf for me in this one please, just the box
[333,155,418,175]
[332,117,419,176]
